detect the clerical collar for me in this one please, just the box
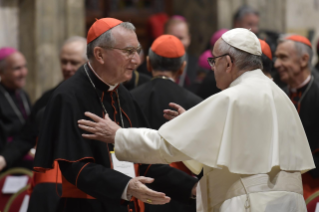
[88,62,118,91]
[152,75,175,82]
[290,75,311,93]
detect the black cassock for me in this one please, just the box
[195,71,220,100]
[287,75,319,197]
[34,64,197,212]
[131,77,202,130]
[1,87,54,167]
[123,70,151,91]
[131,77,202,212]
[0,83,32,169]
[0,83,31,147]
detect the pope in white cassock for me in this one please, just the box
[78,28,315,212]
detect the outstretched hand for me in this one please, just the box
[78,112,120,144]
[163,103,186,120]
[127,176,171,205]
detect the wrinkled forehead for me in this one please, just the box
[276,40,296,55]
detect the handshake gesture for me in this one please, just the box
[77,103,192,205]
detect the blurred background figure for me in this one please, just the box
[233,5,260,35]
[195,29,228,99]
[0,36,87,212]
[315,39,319,72]
[60,36,88,80]
[274,35,319,201]
[259,39,273,78]
[0,36,87,172]
[164,16,199,91]
[0,47,32,169]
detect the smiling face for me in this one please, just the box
[97,26,141,85]
[274,40,303,84]
[0,52,28,90]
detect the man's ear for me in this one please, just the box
[93,47,105,64]
[225,55,233,73]
[300,53,310,69]
[146,56,153,73]
[176,61,187,77]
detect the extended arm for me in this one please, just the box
[115,128,192,164]
[78,112,191,164]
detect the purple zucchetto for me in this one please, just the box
[198,50,213,70]
[0,47,17,61]
[210,29,228,47]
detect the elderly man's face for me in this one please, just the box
[101,27,141,85]
[274,41,302,84]
[0,52,28,90]
[60,42,87,80]
[166,22,191,50]
[235,14,259,35]
[211,39,233,90]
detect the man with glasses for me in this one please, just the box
[78,28,314,211]
[33,18,197,212]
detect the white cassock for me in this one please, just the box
[114,69,315,212]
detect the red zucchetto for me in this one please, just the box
[286,35,312,48]
[151,35,185,58]
[259,39,272,60]
[87,18,123,44]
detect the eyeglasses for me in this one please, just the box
[102,46,142,57]
[207,53,232,68]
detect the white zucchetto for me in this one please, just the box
[221,28,262,56]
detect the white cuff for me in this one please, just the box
[121,180,132,201]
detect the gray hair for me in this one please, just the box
[62,36,87,60]
[87,22,136,60]
[217,39,263,70]
[278,36,313,69]
[148,48,186,72]
[233,5,259,23]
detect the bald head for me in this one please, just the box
[60,36,87,80]
[0,51,28,90]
